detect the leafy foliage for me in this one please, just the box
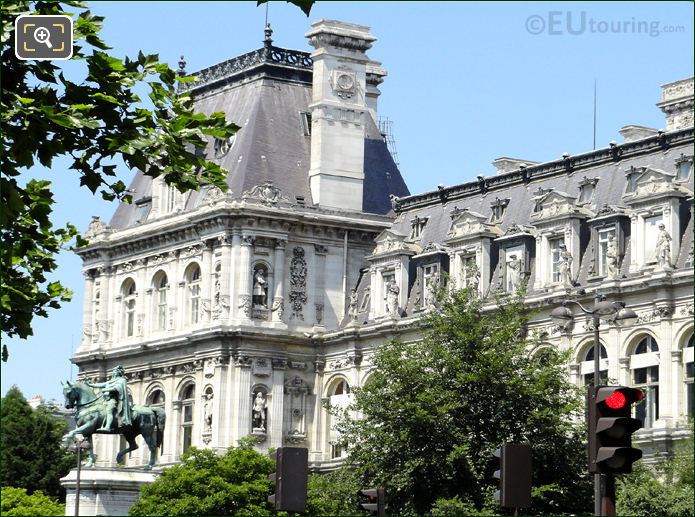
[306,467,366,516]
[0,386,74,500]
[616,432,694,517]
[334,287,592,515]
[129,443,276,516]
[257,0,315,17]
[1,0,240,357]
[0,487,65,516]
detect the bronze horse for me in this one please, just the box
[62,380,166,469]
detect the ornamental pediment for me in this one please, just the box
[83,216,112,242]
[371,229,412,256]
[625,167,687,203]
[446,208,502,240]
[529,191,590,222]
[241,181,292,207]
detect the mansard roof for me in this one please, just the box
[109,43,409,230]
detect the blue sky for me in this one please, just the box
[2,1,693,402]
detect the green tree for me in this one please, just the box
[616,433,694,517]
[306,467,366,517]
[0,487,65,516]
[333,287,592,515]
[129,442,276,516]
[0,386,74,500]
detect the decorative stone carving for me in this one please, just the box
[506,254,523,291]
[315,303,324,324]
[348,288,359,322]
[252,267,269,308]
[680,303,694,316]
[328,356,353,370]
[605,234,620,279]
[655,224,674,269]
[559,244,574,288]
[314,243,329,255]
[253,358,271,378]
[252,391,267,432]
[289,247,308,320]
[313,359,325,373]
[238,295,252,318]
[373,229,408,255]
[385,280,399,317]
[289,361,307,370]
[181,244,203,258]
[447,208,501,240]
[203,359,215,379]
[242,181,290,206]
[284,376,310,443]
[83,216,112,241]
[271,298,285,320]
[203,391,214,433]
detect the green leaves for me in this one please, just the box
[256,0,315,17]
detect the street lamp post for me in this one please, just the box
[68,436,91,517]
[550,294,637,517]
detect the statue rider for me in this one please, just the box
[86,365,132,431]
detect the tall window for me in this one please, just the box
[460,255,477,289]
[180,384,195,455]
[632,336,659,428]
[644,215,663,264]
[676,158,692,182]
[122,280,137,338]
[186,265,201,325]
[328,379,351,459]
[582,344,608,386]
[597,227,616,276]
[549,237,565,283]
[685,335,694,418]
[153,273,168,332]
[422,263,439,304]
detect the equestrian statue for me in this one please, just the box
[62,365,166,470]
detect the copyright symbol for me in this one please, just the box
[526,15,545,35]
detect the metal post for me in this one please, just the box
[601,470,616,516]
[593,312,601,516]
[75,442,82,517]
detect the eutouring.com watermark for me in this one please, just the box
[526,11,686,37]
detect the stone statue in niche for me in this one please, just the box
[252,391,267,432]
[203,392,214,433]
[465,262,480,293]
[655,224,673,269]
[559,244,574,287]
[605,235,620,278]
[506,254,522,291]
[348,288,359,322]
[386,281,400,316]
[252,267,268,308]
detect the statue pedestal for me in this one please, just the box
[61,467,158,516]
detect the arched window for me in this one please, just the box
[581,343,608,386]
[147,389,166,407]
[122,279,137,338]
[685,335,694,418]
[180,384,195,455]
[631,336,659,428]
[186,265,201,325]
[327,378,352,459]
[153,272,168,332]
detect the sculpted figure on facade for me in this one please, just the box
[386,281,400,317]
[559,244,574,287]
[506,254,522,291]
[465,262,480,293]
[655,224,673,269]
[203,392,214,433]
[252,267,269,308]
[252,391,267,432]
[348,288,359,322]
[605,234,620,278]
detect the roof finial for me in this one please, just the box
[178,55,187,76]
[264,23,273,48]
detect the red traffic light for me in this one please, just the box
[605,390,626,409]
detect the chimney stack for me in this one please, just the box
[305,20,376,211]
[657,77,694,131]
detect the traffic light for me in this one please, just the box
[359,487,386,516]
[493,443,532,509]
[267,447,308,512]
[588,385,643,474]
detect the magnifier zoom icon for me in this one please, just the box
[34,27,52,48]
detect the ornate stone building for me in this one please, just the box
[72,19,693,472]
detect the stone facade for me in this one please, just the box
[71,18,693,477]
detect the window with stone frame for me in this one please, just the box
[582,344,608,386]
[490,197,510,223]
[685,335,694,418]
[328,378,351,459]
[382,271,395,304]
[675,154,693,182]
[422,263,439,306]
[643,214,663,264]
[577,177,598,205]
[134,202,151,223]
[459,254,478,289]
[186,264,202,325]
[153,272,168,332]
[180,384,195,455]
[597,227,617,277]
[631,335,659,428]
[122,279,137,338]
[549,237,565,283]
[624,166,641,194]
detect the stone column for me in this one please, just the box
[171,400,182,461]
[670,349,682,422]
[618,358,630,387]
[162,372,177,464]
[311,360,326,462]
[227,233,240,321]
[100,266,114,346]
[81,271,95,350]
[659,314,675,422]
[272,239,287,323]
[202,240,214,324]
[237,234,254,320]
[235,361,252,440]
[269,363,286,449]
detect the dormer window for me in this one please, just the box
[300,111,312,136]
[675,154,693,182]
[490,197,510,222]
[549,237,565,283]
[409,216,428,240]
[625,166,641,194]
[577,177,598,205]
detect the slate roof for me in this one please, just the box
[110,44,409,229]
